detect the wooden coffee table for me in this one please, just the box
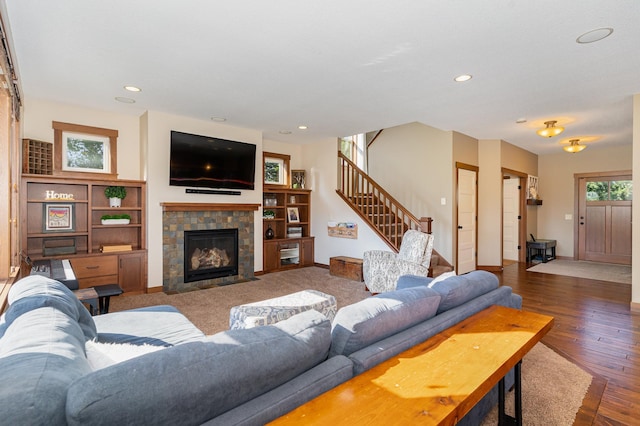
[270,305,554,426]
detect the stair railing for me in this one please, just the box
[336,151,432,251]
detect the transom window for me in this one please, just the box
[586,180,633,201]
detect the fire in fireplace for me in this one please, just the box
[184,229,238,283]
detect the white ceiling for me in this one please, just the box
[2,0,639,155]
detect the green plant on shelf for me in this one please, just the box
[100,214,131,221]
[104,186,127,199]
[263,210,275,219]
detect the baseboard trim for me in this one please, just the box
[631,301,640,313]
[477,265,503,272]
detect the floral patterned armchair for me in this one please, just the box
[363,230,434,293]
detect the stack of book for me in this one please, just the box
[287,226,303,238]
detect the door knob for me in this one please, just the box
[458,225,463,229]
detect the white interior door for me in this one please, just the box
[457,168,477,274]
[502,177,520,261]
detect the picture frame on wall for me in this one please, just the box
[43,203,74,232]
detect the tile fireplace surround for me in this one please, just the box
[161,203,260,292]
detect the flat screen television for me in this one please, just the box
[169,130,257,191]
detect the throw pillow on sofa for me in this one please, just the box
[329,286,441,357]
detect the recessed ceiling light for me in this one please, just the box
[576,27,613,44]
[124,85,141,92]
[454,74,472,82]
[298,125,308,130]
[279,130,292,135]
[210,116,227,122]
[115,96,135,103]
[516,118,527,124]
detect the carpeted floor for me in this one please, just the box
[109,266,595,424]
[527,259,631,284]
[110,267,371,334]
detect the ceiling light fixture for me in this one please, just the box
[536,120,564,138]
[563,139,586,153]
[210,116,227,122]
[124,85,141,92]
[298,125,308,130]
[454,74,472,82]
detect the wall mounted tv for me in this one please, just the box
[169,130,257,191]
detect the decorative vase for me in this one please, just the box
[109,197,122,208]
[265,225,274,240]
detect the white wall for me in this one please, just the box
[477,140,502,267]
[301,138,388,264]
[538,144,632,258]
[367,122,454,261]
[142,110,263,289]
[22,98,142,180]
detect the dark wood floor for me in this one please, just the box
[499,262,639,425]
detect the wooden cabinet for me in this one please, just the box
[118,251,146,295]
[262,188,314,273]
[21,175,147,294]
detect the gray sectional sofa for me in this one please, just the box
[0,270,521,425]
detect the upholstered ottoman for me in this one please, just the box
[229,289,337,330]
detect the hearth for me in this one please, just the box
[184,229,238,283]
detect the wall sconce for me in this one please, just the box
[537,120,565,138]
[563,139,586,153]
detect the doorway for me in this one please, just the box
[502,176,520,262]
[456,163,478,274]
[576,172,632,265]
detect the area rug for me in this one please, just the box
[109,267,596,424]
[527,259,631,284]
[481,343,593,425]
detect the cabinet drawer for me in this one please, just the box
[71,255,118,279]
[78,274,119,289]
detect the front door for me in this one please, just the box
[457,165,478,274]
[577,173,632,265]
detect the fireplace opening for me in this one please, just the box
[184,229,238,283]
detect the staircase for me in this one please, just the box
[336,152,453,277]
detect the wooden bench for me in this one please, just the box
[270,305,554,425]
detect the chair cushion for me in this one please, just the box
[329,286,441,357]
[66,310,331,426]
[430,270,499,314]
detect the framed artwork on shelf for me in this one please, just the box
[292,169,306,189]
[263,151,290,188]
[287,207,300,223]
[43,203,74,232]
[53,121,118,178]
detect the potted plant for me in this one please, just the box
[105,186,126,207]
[100,214,131,225]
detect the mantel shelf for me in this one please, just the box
[160,202,261,212]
